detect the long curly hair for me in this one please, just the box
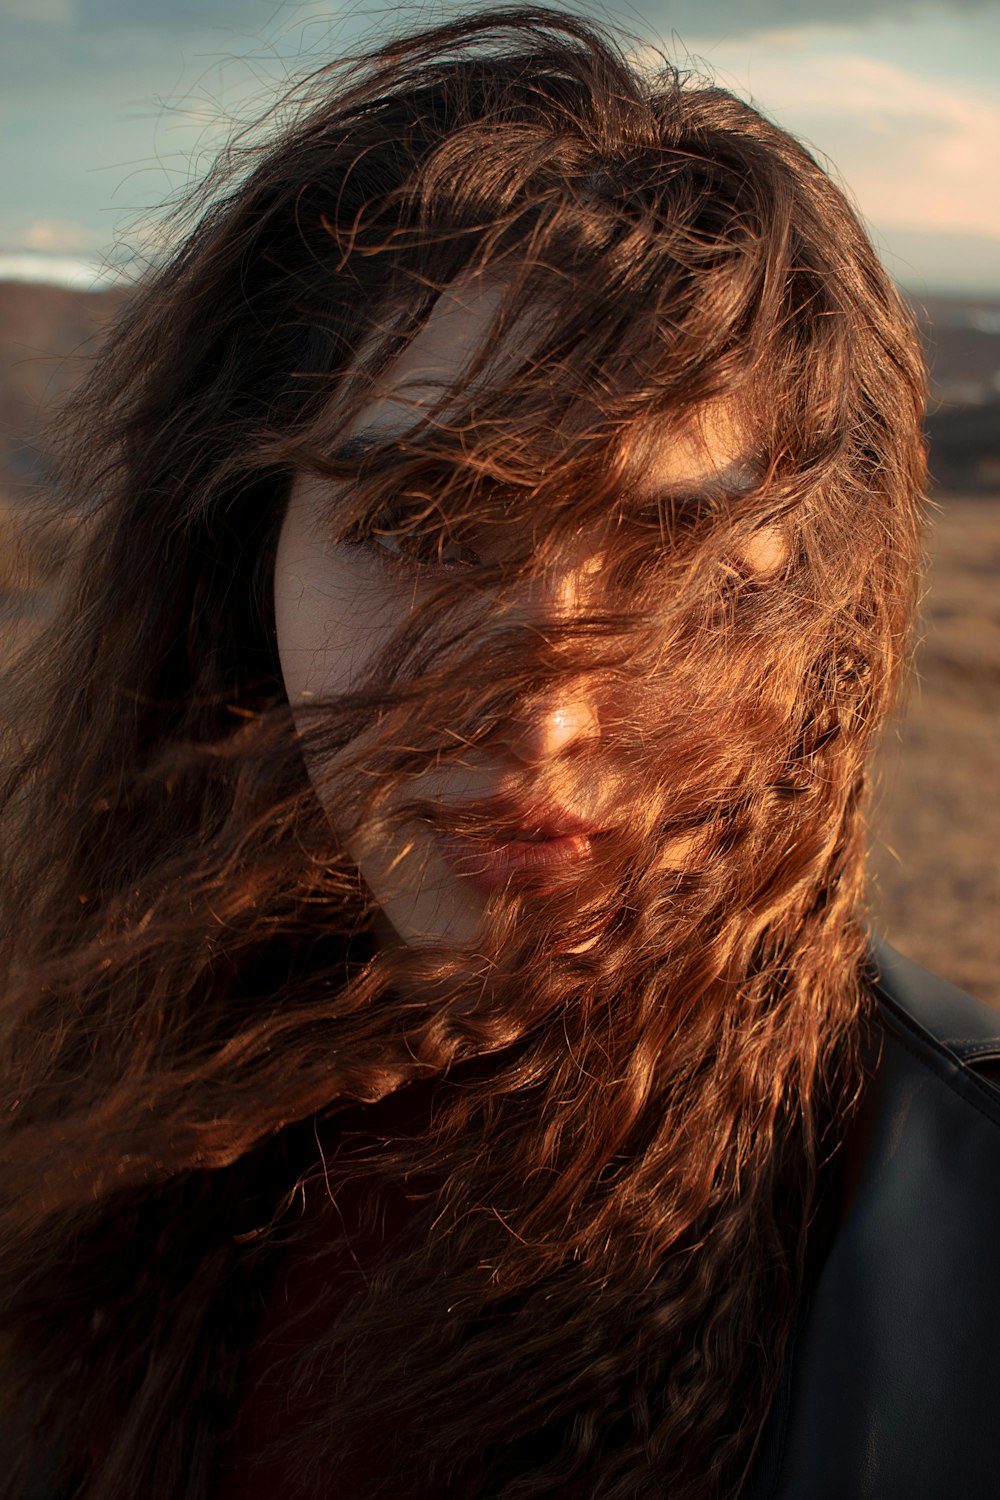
[0,9,925,1498]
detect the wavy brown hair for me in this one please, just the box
[0,9,925,1499]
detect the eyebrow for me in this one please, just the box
[327,427,760,519]
[328,427,400,465]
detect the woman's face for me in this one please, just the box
[274,281,777,949]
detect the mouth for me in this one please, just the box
[434,800,603,894]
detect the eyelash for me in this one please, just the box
[338,500,780,593]
[340,502,483,574]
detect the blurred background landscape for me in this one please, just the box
[1,0,998,1002]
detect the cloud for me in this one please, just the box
[2,0,75,21]
[875,227,1000,295]
[51,0,265,28]
[14,216,104,253]
[681,41,1000,241]
[0,251,123,289]
[2,0,996,37]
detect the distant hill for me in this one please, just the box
[1,279,998,502]
[0,280,126,503]
[913,295,1000,492]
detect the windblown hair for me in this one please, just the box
[0,9,925,1499]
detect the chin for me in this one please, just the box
[357,837,486,951]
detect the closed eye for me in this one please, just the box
[341,499,483,573]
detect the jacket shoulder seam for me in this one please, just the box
[945,1038,1000,1061]
[875,995,1000,1132]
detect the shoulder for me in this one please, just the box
[865,933,1000,1101]
[746,938,1000,1500]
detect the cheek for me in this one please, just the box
[735,524,789,578]
[273,533,398,706]
[273,522,415,850]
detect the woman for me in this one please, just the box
[2,9,997,1499]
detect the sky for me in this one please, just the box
[1,0,999,296]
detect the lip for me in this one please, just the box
[434,799,602,894]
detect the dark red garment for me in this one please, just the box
[214,1087,439,1500]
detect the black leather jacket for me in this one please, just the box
[746,937,1000,1500]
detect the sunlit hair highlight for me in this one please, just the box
[0,9,925,1499]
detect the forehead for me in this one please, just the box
[356,278,754,499]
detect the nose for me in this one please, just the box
[500,555,603,766]
[503,679,601,765]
